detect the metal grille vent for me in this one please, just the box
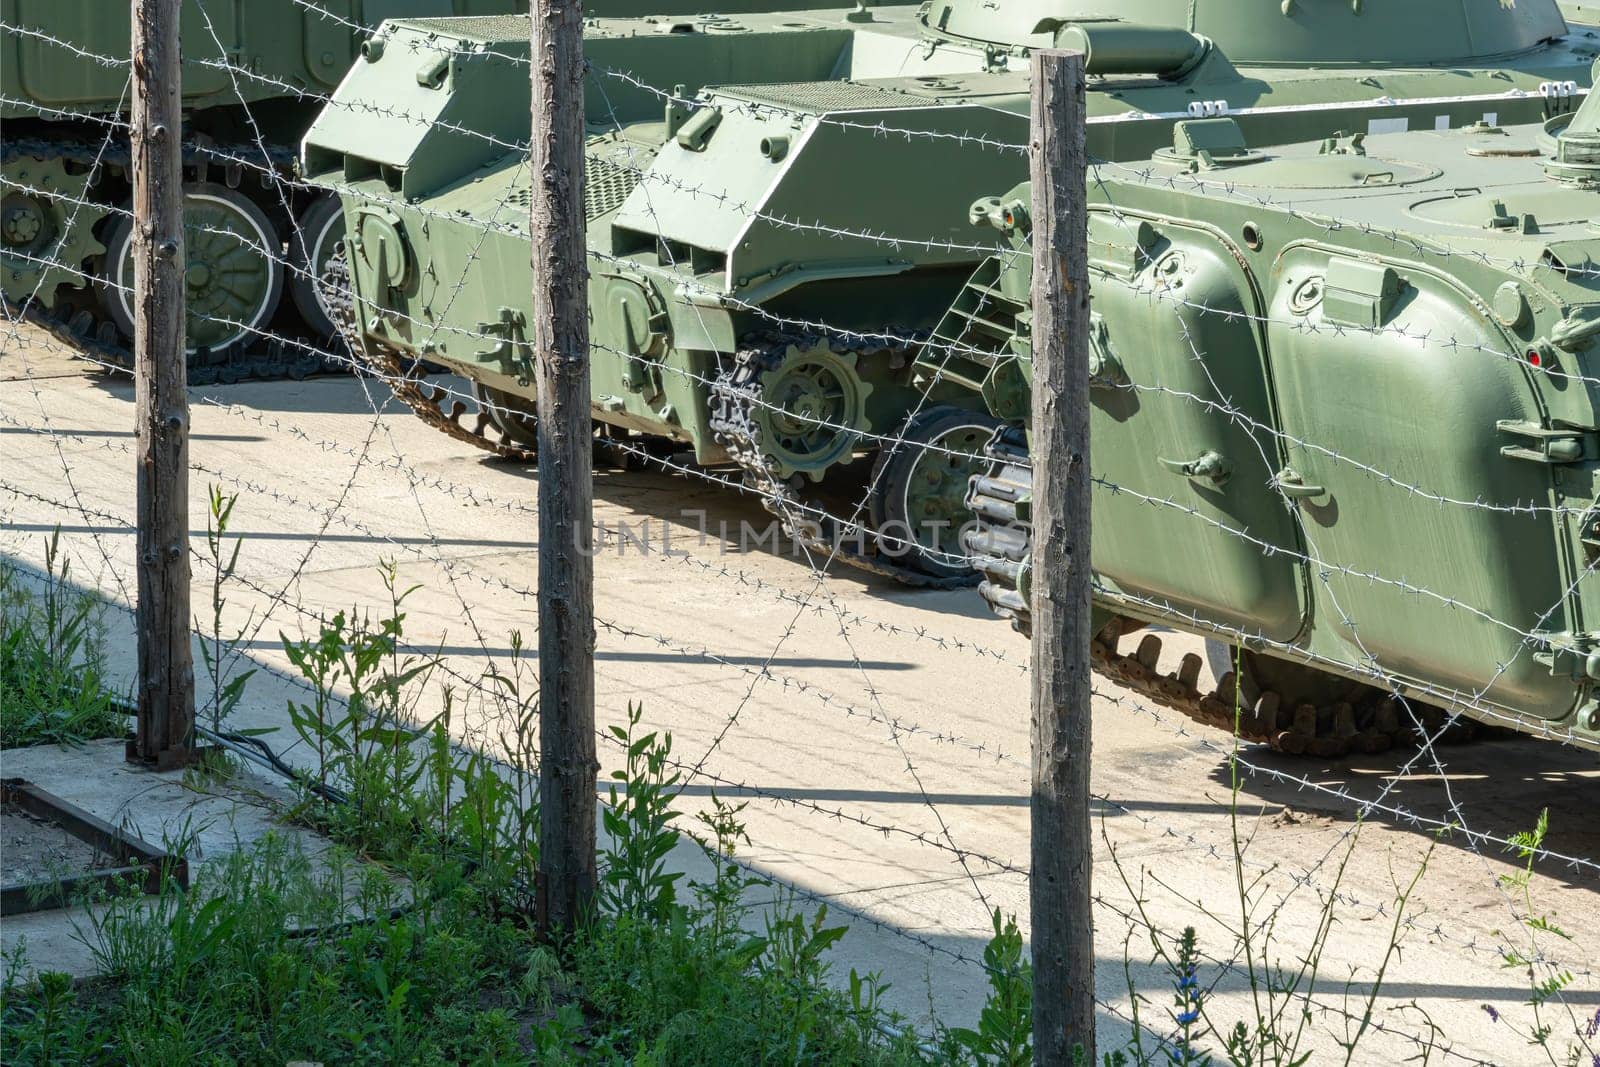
[584,156,639,221]
[400,15,530,44]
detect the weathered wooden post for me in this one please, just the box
[129,0,195,770]
[1028,47,1095,1065]
[531,0,598,932]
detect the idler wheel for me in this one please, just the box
[752,338,873,481]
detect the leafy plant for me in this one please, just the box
[600,701,684,922]
[1164,928,1209,1067]
[280,562,440,854]
[481,629,542,903]
[0,531,127,748]
[687,790,766,953]
[948,909,1032,1066]
[1483,809,1596,1065]
[758,897,852,1059]
[195,485,258,736]
[573,715,923,1065]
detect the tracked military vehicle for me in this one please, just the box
[0,0,550,382]
[932,63,1600,754]
[307,0,1597,584]
[3,0,873,382]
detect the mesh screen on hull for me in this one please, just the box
[499,155,639,222]
[584,156,640,220]
[717,81,938,113]
[391,15,529,43]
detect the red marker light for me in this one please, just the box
[1527,349,1542,367]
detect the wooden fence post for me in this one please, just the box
[531,0,598,933]
[129,0,195,770]
[1029,47,1094,1065]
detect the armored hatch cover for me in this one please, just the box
[1110,118,1600,295]
[1141,119,1445,187]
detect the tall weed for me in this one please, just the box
[0,531,126,747]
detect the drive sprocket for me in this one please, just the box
[748,337,874,482]
[709,333,979,590]
[1,153,109,309]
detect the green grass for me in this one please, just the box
[0,752,931,1066]
[4,834,550,1065]
[0,569,934,1066]
[1,533,128,749]
[3,554,1486,1067]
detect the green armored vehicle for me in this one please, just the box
[6,0,839,382]
[933,67,1600,754]
[1,0,544,381]
[307,0,1597,582]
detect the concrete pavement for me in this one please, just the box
[4,329,1598,1062]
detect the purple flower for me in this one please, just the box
[1586,1006,1599,1039]
[1481,1004,1500,1024]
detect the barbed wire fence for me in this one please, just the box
[2,4,1599,1064]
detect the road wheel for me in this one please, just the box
[870,405,1001,580]
[99,182,283,357]
[287,195,345,340]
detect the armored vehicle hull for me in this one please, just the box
[308,2,1598,583]
[1,0,546,382]
[937,82,1600,752]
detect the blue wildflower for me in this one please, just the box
[1177,1009,1201,1026]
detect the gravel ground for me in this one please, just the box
[1,808,110,887]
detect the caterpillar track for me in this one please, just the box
[323,247,537,461]
[964,427,1489,758]
[4,136,342,385]
[1092,621,1408,758]
[326,270,983,591]
[710,334,981,591]
[7,291,336,385]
